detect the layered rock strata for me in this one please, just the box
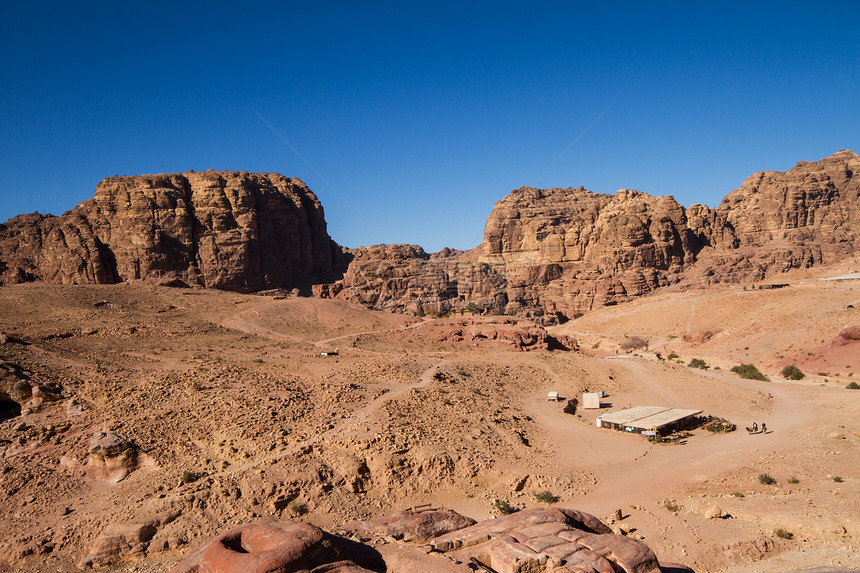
[0,171,344,292]
[2,151,857,316]
[322,150,859,318]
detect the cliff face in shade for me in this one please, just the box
[320,150,859,319]
[0,171,344,292]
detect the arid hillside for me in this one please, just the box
[0,268,857,572]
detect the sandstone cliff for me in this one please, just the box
[0,171,344,292]
[321,150,858,319]
[2,151,857,316]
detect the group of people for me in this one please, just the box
[751,422,767,434]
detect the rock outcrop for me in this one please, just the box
[340,508,477,543]
[172,508,668,573]
[0,171,344,292]
[321,150,860,318]
[169,520,383,573]
[2,151,857,316]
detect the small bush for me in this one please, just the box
[667,352,679,360]
[730,491,745,498]
[731,363,769,381]
[493,499,517,515]
[534,490,559,504]
[787,476,799,484]
[832,476,843,483]
[688,358,708,369]
[704,416,736,433]
[620,336,648,351]
[288,501,308,516]
[774,528,793,540]
[759,473,777,485]
[663,499,681,512]
[781,365,805,380]
[181,470,200,485]
[847,381,860,390]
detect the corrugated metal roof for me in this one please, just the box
[626,409,703,430]
[599,406,670,425]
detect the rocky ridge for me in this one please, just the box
[1,151,857,317]
[322,150,859,319]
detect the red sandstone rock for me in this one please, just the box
[169,520,381,573]
[430,508,662,573]
[837,326,860,342]
[339,508,476,543]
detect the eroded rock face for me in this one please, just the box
[321,150,860,317]
[0,171,344,292]
[2,151,857,316]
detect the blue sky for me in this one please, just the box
[2,1,858,252]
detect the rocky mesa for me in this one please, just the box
[322,149,859,319]
[0,171,344,292]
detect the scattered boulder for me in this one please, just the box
[79,512,180,568]
[340,508,477,543]
[86,431,146,483]
[837,326,860,343]
[704,504,723,519]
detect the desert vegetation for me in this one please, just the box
[731,363,769,381]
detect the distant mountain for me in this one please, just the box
[318,149,859,320]
[1,151,857,319]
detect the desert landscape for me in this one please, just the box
[0,150,858,572]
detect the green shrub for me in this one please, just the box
[774,528,793,540]
[847,381,860,389]
[688,358,708,369]
[493,499,517,515]
[288,501,308,516]
[832,476,843,483]
[667,352,679,360]
[730,491,745,498]
[759,473,777,485]
[787,476,799,484]
[731,363,769,381]
[181,470,200,485]
[534,490,559,504]
[704,416,736,433]
[781,365,805,380]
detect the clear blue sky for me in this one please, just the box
[2,1,858,252]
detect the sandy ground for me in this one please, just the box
[0,270,857,572]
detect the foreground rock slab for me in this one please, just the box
[169,520,383,573]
